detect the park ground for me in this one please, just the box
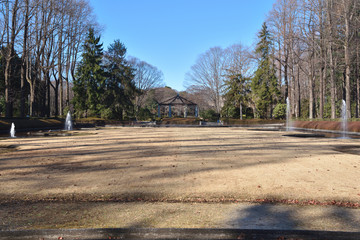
[0,127,360,231]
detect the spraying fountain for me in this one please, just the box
[65,111,73,131]
[286,97,291,131]
[341,100,348,138]
[10,122,15,138]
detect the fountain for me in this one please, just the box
[65,111,73,131]
[10,122,15,138]
[286,97,291,131]
[341,100,348,138]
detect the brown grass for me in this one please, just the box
[1,127,360,230]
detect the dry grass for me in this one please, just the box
[0,127,360,230]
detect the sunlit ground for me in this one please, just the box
[0,127,359,230]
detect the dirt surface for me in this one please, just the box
[0,127,360,230]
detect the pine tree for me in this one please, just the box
[73,28,106,117]
[103,40,137,119]
[222,73,250,119]
[251,22,280,119]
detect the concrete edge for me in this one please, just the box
[1,228,360,240]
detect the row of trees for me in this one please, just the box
[0,0,94,118]
[3,0,358,121]
[73,29,166,119]
[73,30,135,119]
[0,0,164,119]
[186,0,360,120]
[268,0,359,120]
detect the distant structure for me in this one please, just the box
[158,94,198,118]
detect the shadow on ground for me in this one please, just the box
[227,203,360,231]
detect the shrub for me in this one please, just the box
[273,103,287,119]
[200,109,220,122]
[137,108,153,121]
[100,108,115,120]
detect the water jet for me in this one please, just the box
[10,123,15,138]
[341,100,348,138]
[286,97,291,131]
[65,111,73,131]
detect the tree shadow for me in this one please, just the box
[226,203,360,231]
[227,204,298,230]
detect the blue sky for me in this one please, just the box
[89,0,276,91]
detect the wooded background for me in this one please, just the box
[0,0,359,120]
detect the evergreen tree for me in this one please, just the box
[251,22,280,119]
[103,40,137,119]
[222,73,250,119]
[73,28,106,117]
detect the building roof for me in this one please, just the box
[158,94,197,106]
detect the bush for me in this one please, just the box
[221,104,239,118]
[200,109,220,122]
[100,108,115,120]
[273,103,287,119]
[137,108,154,121]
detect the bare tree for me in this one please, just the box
[2,0,20,117]
[326,0,337,119]
[267,0,301,118]
[339,0,357,118]
[0,0,95,117]
[185,47,227,113]
[300,0,317,119]
[224,43,253,77]
[127,56,164,110]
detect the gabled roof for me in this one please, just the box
[158,94,197,106]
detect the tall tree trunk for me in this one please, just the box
[239,100,243,120]
[45,72,51,117]
[309,61,314,119]
[290,48,295,118]
[58,18,64,116]
[278,41,282,97]
[4,0,19,117]
[296,63,301,118]
[319,47,324,117]
[284,51,289,101]
[357,39,360,118]
[51,70,59,116]
[329,45,336,119]
[20,0,29,118]
[327,0,336,119]
[317,0,326,119]
[343,0,352,119]
[4,55,12,118]
[319,65,325,119]
[30,83,35,116]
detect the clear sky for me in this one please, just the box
[89,0,276,91]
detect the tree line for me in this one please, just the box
[186,0,360,120]
[0,0,164,119]
[0,0,95,118]
[3,0,358,121]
